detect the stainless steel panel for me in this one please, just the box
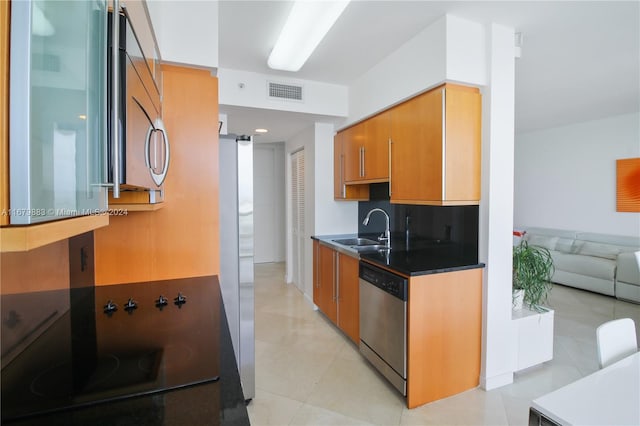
[360,340,406,395]
[237,138,255,401]
[359,278,406,377]
[219,136,255,401]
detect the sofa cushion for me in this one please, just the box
[526,235,558,251]
[617,252,640,286]
[551,252,616,281]
[576,241,621,260]
[555,237,575,253]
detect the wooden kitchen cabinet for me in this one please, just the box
[390,83,481,205]
[363,109,391,182]
[334,132,368,201]
[337,252,359,343]
[313,241,360,344]
[316,243,338,323]
[406,267,482,408]
[342,112,390,184]
[342,122,365,183]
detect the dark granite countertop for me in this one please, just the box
[312,234,484,277]
[2,276,250,426]
[360,248,484,277]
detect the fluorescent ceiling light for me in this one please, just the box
[254,128,268,134]
[268,0,350,72]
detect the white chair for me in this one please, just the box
[596,318,638,369]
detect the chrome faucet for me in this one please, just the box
[363,208,391,249]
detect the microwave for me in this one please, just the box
[107,8,169,197]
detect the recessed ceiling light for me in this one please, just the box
[255,128,268,134]
[267,0,350,72]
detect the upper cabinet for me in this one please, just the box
[7,0,108,225]
[1,0,110,251]
[334,132,368,201]
[333,83,481,206]
[390,84,481,205]
[343,113,390,184]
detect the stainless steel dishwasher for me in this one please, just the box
[359,262,407,395]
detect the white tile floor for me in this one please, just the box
[247,263,640,426]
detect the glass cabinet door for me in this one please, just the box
[9,0,107,224]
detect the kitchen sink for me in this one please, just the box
[331,237,389,253]
[332,237,380,246]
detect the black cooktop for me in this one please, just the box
[1,276,244,424]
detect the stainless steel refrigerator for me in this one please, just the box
[219,135,255,401]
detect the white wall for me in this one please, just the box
[146,0,219,69]
[514,112,640,236]
[479,23,517,390]
[347,14,486,125]
[254,143,286,263]
[218,68,348,117]
[284,123,358,303]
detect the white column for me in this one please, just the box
[479,23,517,390]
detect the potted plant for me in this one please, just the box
[513,237,555,311]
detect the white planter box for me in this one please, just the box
[512,306,554,371]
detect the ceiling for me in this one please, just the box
[218,1,640,144]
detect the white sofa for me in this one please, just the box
[522,227,640,303]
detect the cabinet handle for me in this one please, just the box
[111,0,121,198]
[332,252,337,301]
[315,247,319,289]
[362,147,365,177]
[388,138,392,196]
[336,254,340,302]
[359,147,363,177]
[340,154,345,198]
[441,88,446,199]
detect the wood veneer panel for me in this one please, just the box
[334,133,369,201]
[616,158,640,212]
[318,244,337,323]
[444,86,482,202]
[0,0,10,226]
[337,252,359,344]
[94,66,220,284]
[364,109,390,181]
[1,239,70,294]
[1,214,109,252]
[390,88,443,202]
[343,123,366,183]
[407,268,482,408]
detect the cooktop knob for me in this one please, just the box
[174,292,187,308]
[124,298,138,314]
[155,295,168,310]
[103,300,118,316]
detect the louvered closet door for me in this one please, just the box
[291,149,305,291]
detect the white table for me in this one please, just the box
[530,352,640,425]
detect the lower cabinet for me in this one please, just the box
[313,241,359,344]
[406,267,483,408]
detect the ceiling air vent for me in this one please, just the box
[268,82,303,102]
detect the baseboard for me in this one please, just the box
[480,371,514,390]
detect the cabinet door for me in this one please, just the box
[363,110,390,182]
[9,0,108,224]
[333,133,344,199]
[334,132,369,201]
[390,88,443,203]
[442,86,481,203]
[343,122,365,183]
[318,244,338,324]
[313,240,320,306]
[337,253,360,344]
